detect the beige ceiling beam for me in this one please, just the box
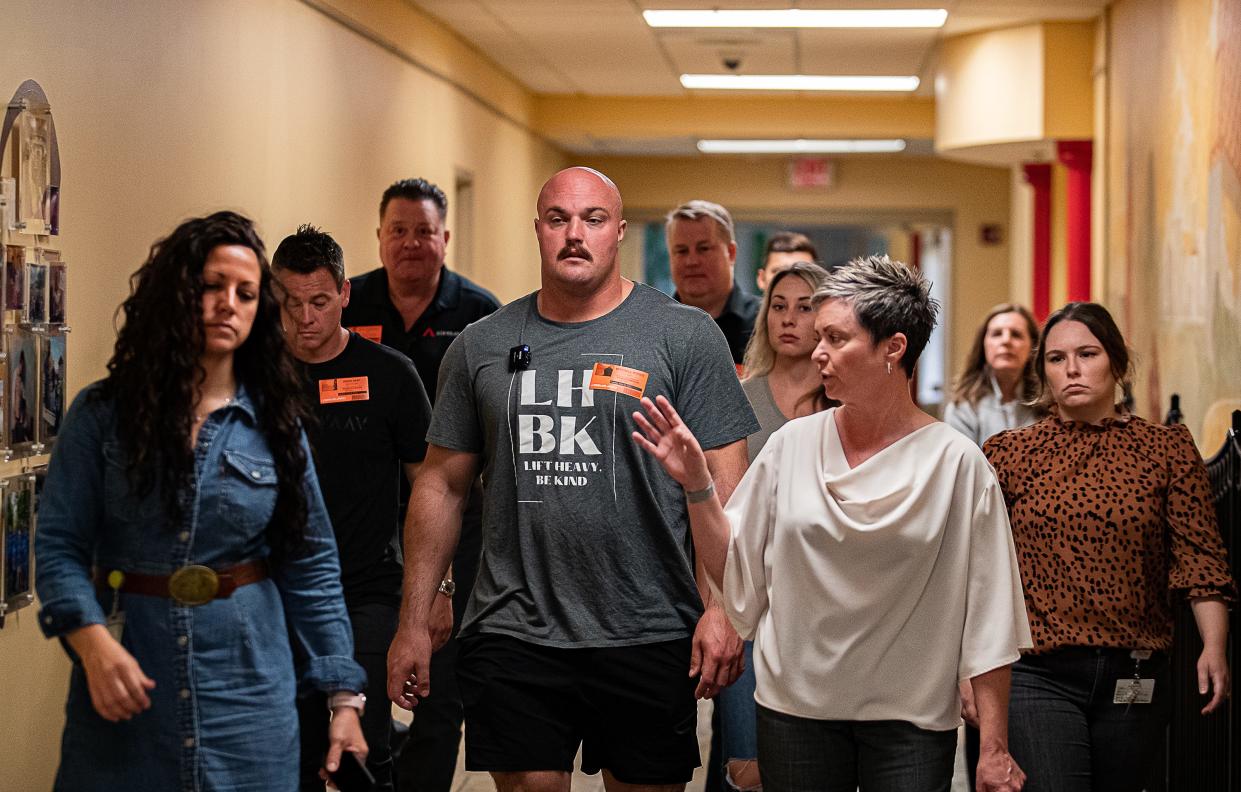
[531,95,936,144]
[935,21,1096,165]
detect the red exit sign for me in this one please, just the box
[787,157,835,190]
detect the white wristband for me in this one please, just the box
[327,691,366,716]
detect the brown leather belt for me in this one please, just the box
[95,560,269,607]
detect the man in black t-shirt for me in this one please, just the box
[340,178,500,792]
[273,225,432,792]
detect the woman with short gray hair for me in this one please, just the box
[634,255,1031,792]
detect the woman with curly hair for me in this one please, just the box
[35,211,367,791]
[943,303,1041,446]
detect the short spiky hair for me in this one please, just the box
[272,224,345,290]
[380,178,448,222]
[812,255,939,376]
[665,199,735,243]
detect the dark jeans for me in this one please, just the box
[299,600,400,792]
[755,704,956,792]
[1008,647,1171,792]
[396,490,482,792]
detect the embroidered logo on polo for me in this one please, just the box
[420,327,462,338]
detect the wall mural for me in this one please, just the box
[1107,0,1241,446]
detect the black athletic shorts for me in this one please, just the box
[456,632,700,784]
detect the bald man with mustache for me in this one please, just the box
[387,168,757,792]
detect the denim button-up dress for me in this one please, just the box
[35,384,366,792]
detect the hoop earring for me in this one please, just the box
[886,361,892,375]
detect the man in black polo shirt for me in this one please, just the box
[341,178,500,792]
[665,200,756,792]
[665,200,760,371]
[273,225,433,792]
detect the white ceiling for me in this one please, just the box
[408,0,1109,97]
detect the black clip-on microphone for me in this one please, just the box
[509,344,531,371]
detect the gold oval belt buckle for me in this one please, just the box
[168,565,220,606]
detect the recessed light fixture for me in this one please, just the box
[681,74,920,92]
[644,9,948,29]
[697,139,908,154]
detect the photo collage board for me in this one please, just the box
[2,245,68,456]
[0,469,43,621]
[0,80,62,624]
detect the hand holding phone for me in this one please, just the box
[326,750,375,792]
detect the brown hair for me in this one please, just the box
[761,232,818,270]
[949,303,1040,406]
[1033,302,1133,408]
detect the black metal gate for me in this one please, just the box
[1164,402,1238,792]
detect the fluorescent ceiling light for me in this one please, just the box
[644,9,948,29]
[681,74,920,92]
[697,139,908,154]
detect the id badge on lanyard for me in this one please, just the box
[1113,650,1155,708]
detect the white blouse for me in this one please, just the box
[721,408,1031,731]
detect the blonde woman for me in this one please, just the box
[715,261,833,790]
[738,261,835,462]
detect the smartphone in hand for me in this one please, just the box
[327,750,375,792]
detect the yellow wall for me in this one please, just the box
[534,95,935,149]
[582,154,1011,375]
[1050,160,1070,308]
[1008,167,1034,310]
[1042,23,1098,140]
[0,1,563,786]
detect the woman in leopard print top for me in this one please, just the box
[984,302,1234,792]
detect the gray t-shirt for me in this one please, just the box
[428,283,759,648]
[741,375,788,464]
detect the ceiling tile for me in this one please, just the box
[657,29,797,75]
[798,28,938,75]
[409,0,1105,98]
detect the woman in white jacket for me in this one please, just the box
[634,256,1031,792]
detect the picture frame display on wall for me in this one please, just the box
[2,474,34,613]
[0,367,7,454]
[0,478,6,614]
[4,246,24,313]
[48,261,66,325]
[25,258,48,327]
[39,334,65,448]
[17,110,52,235]
[0,178,15,231]
[6,329,39,453]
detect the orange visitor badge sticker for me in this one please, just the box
[319,376,370,404]
[349,325,383,344]
[589,362,649,400]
